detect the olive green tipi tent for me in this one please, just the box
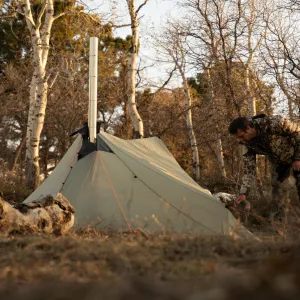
[24,131,250,236]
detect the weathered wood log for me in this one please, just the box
[0,193,74,235]
[213,192,236,206]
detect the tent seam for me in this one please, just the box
[98,152,218,234]
[100,136,221,204]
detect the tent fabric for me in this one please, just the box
[96,132,234,234]
[98,132,213,197]
[24,131,252,237]
[24,136,82,203]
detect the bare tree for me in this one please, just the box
[151,21,201,181]
[213,0,244,116]
[262,0,300,119]
[206,67,226,178]
[240,0,264,116]
[181,0,231,177]
[126,0,149,138]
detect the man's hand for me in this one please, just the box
[293,160,300,171]
[235,194,246,206]
[234,194,251,211]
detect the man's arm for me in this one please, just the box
[235,148,256,210]
[240,148,257,196]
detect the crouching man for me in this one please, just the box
[228,114,300,209]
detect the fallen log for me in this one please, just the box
[0,193,75,235]
[213,192,236,206]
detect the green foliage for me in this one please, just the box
[0,166,32,202]
[109,35,132,51]
[0,0,77,71]
[31,0,75,17]
[0,16,30,71]
[0,0,135,176]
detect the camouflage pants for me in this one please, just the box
[271,163,300,201]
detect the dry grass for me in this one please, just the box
[1,174,300,299]
[0,231,300,299]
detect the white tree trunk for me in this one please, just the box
[216,127,226,177]
[183,81,201,182]
[126,0,144,139]
[206,67,227,178]
[23,0,63,188]
[245,66,256,116]
[243,0,262,117]
[245,0,257,116]
[169,50,200,181]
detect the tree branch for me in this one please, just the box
[111,23,131,28]
[136,0,149,15]
[53,12,66,21]
[157,103,199,137]
[154,65,177,94]
[22,0,36,29]
[36,1,47,29]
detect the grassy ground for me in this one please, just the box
[1,172,300,299]
[0,231,300,300]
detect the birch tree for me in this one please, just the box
[183,0,243,115]
[126,0,148,138]
[20,0,65,188]
[262,0,300,119]
[240,0,264,116]
[208,66,226,177]
[263,33,295,119]
[154,23,201,181]
[213,0,244,116]
[182,0,227,177]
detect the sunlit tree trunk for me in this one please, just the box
[182,78,201,182]
[23,0,64,188]
[126,0,146,139]
[245,66,256,116]
[242,0,264,117]
[206,67,226,177]
[168,49,201,182]
[216,127,226,178]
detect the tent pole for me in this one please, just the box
[88,37,98,143]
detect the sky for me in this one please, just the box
[90,0,174,36]
[83,1,292,116]
[86,1,284,107]
[86,0,183,89]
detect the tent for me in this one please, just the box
[24,131,249,236]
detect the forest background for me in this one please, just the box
[2,2,300,297]
[1,0,300,214]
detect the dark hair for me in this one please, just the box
[228,117,251,134]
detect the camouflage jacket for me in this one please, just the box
[240,115,300,195]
